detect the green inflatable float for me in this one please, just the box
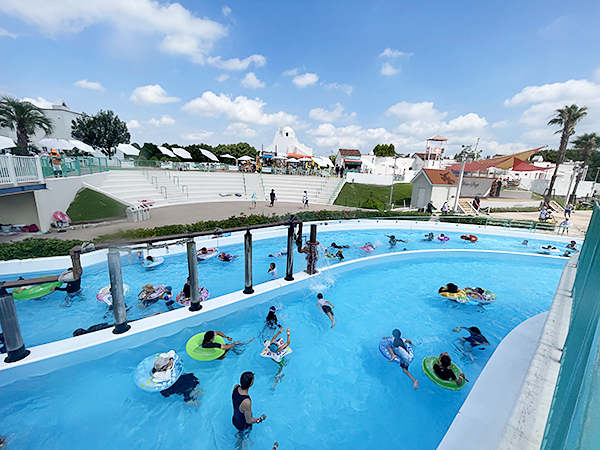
[422,356,466,391]
[11,277,62,301]
[186,332,226,361]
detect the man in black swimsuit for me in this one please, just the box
[232,372,266,444]
[433,352,468,386]
[160,373,202,406]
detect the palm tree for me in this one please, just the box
[544,104,588,204]
[0,95,54,155]
[568,133,599,204]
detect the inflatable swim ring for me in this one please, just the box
[197,248,219,261]
[137,199,155,205]
[53,211,71,223]
[11,276,62,301]
[464,288,497,304]
[140,285,166,301]
[439,289,469,303]
[461,234,478,242]
[437,236,450,242]
[422,356,466,391]
[218,253,237,262]
[186,332,226,361]
[539,247,560,255]
[260,338,293,363]
[142,257,164,270]
[133,351,184,392]
[96,284,132,305]
[379,337,414,366]
[175,287,210,306]
[359,244,375,252]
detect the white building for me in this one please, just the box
[263,127,313,157]
[410,168,459,210]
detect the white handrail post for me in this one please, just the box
[6,154,18,186]
[34,155,44,183]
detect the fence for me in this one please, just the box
[40,156,111,178]
[541,201,600,449]
[0,154,44,186]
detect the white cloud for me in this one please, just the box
[504,79,600,106]
[394,112,488,136]
[283,68,299,76]
[308,123,398,150]
[492,120,510,128]
[0,0,265,67]
[215,74,230,82]
[323,82,353,96]
[309,103,356,122]
[538,16,570,38]
[182,91,301,126]
[240,72,265,89]
[73,79,105,91]
[222,6,231,17]
[0,28,17,38]
[387,101,447,122]
[594,68,600,83]
[292,72,319,88]
[147,115,175,127]
[206,54,266,70]
[181,131,214,141]
[130,84,180,105]
[224,122,257,138]
[21,96,53,108]
[379,48,412,59]
[381,62,400,76]
[127,119,141,129]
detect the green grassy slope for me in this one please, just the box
[334,182,413,209]
[66,188,128,222]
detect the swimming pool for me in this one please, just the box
[2,223,577,348]
[0,251,565,450]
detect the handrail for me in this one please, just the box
[181,185,189,197]
[160,185,168,199]
[328,177,346,205]
[151,176,157,188]
[164,169,171,179]
[241,172,247,197]
[172,176,179,187]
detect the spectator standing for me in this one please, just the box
[302,191,309,208]
[232,372,266,442]
[270,189,276,207]
[50,149,63,177]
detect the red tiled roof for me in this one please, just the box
[422,169,458,185]
[338,149,361,157]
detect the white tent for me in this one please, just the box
[314,156,333,168]
[0,136,16,150]
[201,149,219,162]
[68,139,100,156]
[172,147,192,159]
[117,143,140,156]
[287,157,299,162]
[158,146,177,158]
[238,155,253,161]
[298,157,312,162]
[39,138,75,151]
[221,153,236,160]
[361,157,375,170]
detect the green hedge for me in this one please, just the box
[0,238,83,261]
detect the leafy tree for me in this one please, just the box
[0,95,54,155]
[329,155,336,165]
[455,145,481,161]
[138,142,162,160]
[569,133,599,203]
[545,104,587,203]
[372,143,396,157]
[71,110,130,157]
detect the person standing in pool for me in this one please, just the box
[317,293,335,328]
[153,354,203,406]
[265,306,279,329]
[385,329,419,390]
[567,240,578,251]
[424,233,434,241]
[232,372,266,445]
[386,235,410,247]
[268,262,278,278]
[453,326,489,349]
[433,352,468,386]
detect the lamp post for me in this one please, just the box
[389,153,398,207]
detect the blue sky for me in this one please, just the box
[1,0,599,157]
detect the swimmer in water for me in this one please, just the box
[433,352,469,386]
[424,233,434,241]
[385,329,419,390]
[317,293,335,328]
[521,240,529,246]
[453,326,489,349]
[386,235,410,246]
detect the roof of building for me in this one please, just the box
[427,134,448,141]
[422,169,458,185]
[338,149,361,156]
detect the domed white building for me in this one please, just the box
[264,126,313,157]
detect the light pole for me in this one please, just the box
[389,153,398,207]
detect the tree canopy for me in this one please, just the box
[0,95,54,155]
[372,143,396,157]
[71,110,130,157]
[455,145,481,161]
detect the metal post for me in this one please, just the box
[0,287,30,363]
[306,224,319,275]
[453,159,467,212]
[296,222,303,248]
[107,247,130,334]
[187,239,202,311]
[285,224,295,281]
[244,229,254,294]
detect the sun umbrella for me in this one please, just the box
[68,139,97,155]
[158,146,177,158]
[298,157,312,162]
[172,147,192,159]
[200,149,219,162]
[0,136,16,150]
[117,143,140,156]
[238,155,253,161]
[38,138,75,151]
[221,153,236,159]
[287,157,299,162]
[273,155,287,160]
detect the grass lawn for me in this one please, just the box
[66,188,128,222]
[334,182,413,209]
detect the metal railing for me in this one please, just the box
[181,185,189,197]
[39,155,110,178]
[0,154,43,185]
[151,176,158,188]
[160,185,168,199]
[328,177,346,205]
[172,176,179,188]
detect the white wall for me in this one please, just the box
[345,173,394,185]
[0,191,40,226]
[431,185,458,208]
[33,172,109,231]
[410,174,431,208]
[519,178,595,197]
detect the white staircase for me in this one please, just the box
[86,170,170,207]
[260,174,342,205]
[243,173,265,200]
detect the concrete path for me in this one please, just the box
[488,210,592,238]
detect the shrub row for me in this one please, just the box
[0,238,83,261]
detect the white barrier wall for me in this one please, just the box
[345,173,394,185]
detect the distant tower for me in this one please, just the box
[425,135,448,161]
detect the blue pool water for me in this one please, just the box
[4,228,574,347]
[0,253,565,450]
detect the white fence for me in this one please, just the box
[0,154,44,186]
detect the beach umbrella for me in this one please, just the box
[158,146,177,158]
[273,155,287,160]
[200,149,219,162]
[221,153,236,159]
[68,139,98,155]
[298,157,312,162]
[238,155,253,161]
[287,157,299,162]
[117,143,140,156]
[0,136,16,150]
[172,147,192,159]
[38,138,75,150]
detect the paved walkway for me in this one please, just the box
[488,210,591,238]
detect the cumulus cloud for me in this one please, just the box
[127,119,141,129]
[224,122,257,138]
[130,84,180,105]
[292,73,319,88]
[595,68,600,83]
[308,123,398,150]
[379,48,412,59]
[182,91,301,126]
[323,82,353,96]
[0,0,264,67]
[0,28,17,38]
[240,72,265,89]
[309,103,356,122]
[492,120,510,128]
[181,130,214,141]
[206,54,266,70]
[387,101,447,122]
[22,96,53,108]
[504,79,600,107]
[222,6,231,17]
[283,68,299,76]
[381,62,400,76]
[147,115,175,127]
[74,79,105,91]
[215,74,230,82]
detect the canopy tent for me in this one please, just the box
[0,136,16,150]
[200,149,219,162]
[117,143,140,156]
[238,155,253,161]
[314,156,333,168]
[221,153,236,159]
[38,138,75,151]
[172,147,192,159]
[158,146,177,158]
[287,157,299,162]
[511,158,553,172]
[321,157,334,167]
[68,140,98,156]
[273,155,287,160]
[298,157,312,162]
[360,157,375,170]
[447,147,544,173]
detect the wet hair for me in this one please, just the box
[390,235,395,239]
[240,371,254,389]
[392,329,408,351]
[440,354,451,367]
[269,343,278,352]
[317,293,323,299]
[468,327,482,335]
[202,331,215,345]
